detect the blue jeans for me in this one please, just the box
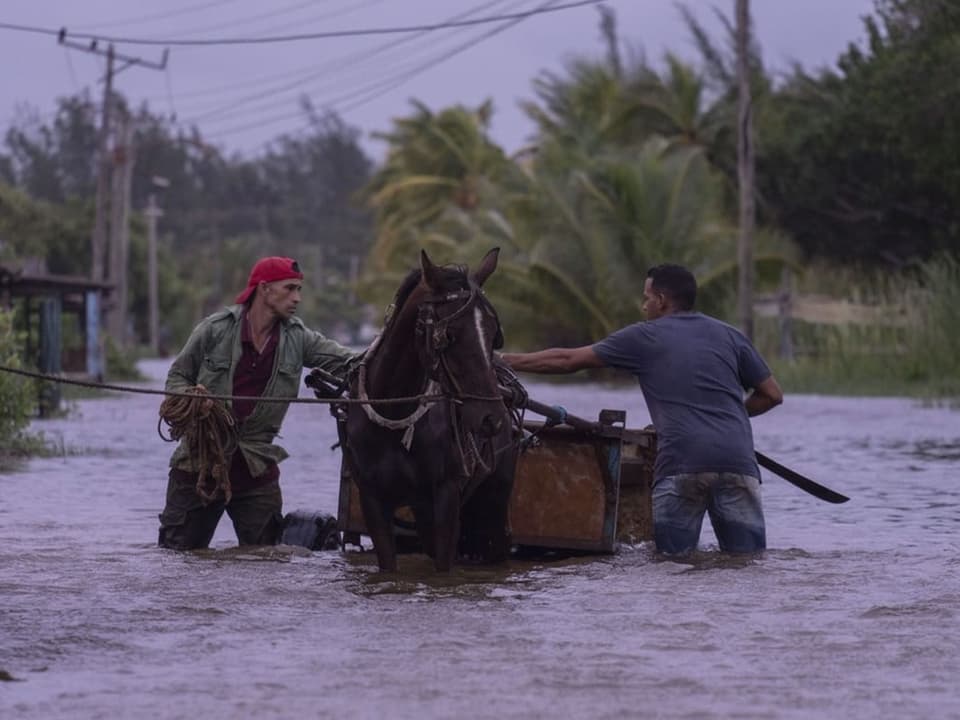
[652,472,766,554]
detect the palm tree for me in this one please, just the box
[396,137,794,347]
[631,53,728,150]
[520,58,646,161]
[362,100,508,275]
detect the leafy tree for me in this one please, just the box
[4,94,99,204]
[753,0,960,265]
[2,94,375,346]
[362,100,509,273]
[503,139,795,345]
[359,23,797,346]
[0,182,90,273]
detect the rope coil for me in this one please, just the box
[158,386,237,504]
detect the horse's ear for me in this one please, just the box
[420,249,442,290]
[472,247,500,287]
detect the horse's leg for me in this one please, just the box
[432,478,460,572]
[468,452,518,563]
[484,469,515,563]
[358,488,397,572]
[412,497,436,560]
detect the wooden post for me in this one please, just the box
[108,112,135,345]
[145,193,163,355]
[778,267,794,360]
[91,44,115,283]
[84,290,103,380]
[736,0,755,340]
[38,296,62,416]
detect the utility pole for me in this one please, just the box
[58,30,169,352]
[145,177,168,356]
[108,111,135,344]
[59,33,168,281]
[736,0,755,340]
[90,41,113,284]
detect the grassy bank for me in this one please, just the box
[753,254,960,401]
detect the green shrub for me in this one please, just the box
[0,308,36,450]
[105,336,144,381]
[761,255,960,398]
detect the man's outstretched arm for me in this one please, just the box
[500,346,606,375]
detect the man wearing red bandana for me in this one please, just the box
[158,256,357,550]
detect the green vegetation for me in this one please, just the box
[755,254,960,397]
[356,0,959,398]
[0,0,957,400]
[0,309,48,469]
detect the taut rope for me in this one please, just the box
[0,364,448,405]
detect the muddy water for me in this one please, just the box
[1,358,958,719]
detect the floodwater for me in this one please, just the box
[1,358,959,720]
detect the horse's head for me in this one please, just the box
[416,247,506,436]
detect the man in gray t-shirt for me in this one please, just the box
[501,264,783,554]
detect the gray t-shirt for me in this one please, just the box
[593,312,771,481]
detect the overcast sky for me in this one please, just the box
[1,0,876,159]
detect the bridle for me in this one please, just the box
[414,283,503,402]
[412,279,516,491]
[350,273,518,495]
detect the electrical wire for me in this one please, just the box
[196,18,517,136]
[183,0,513,124]
[146,0,508,111]
[1,1,609,46]
[203,0,560,142]
[174,0,328,39]
[245,0,386,38]
[338,0,562,116]
[63,46,81,91]
[70,0,242,31]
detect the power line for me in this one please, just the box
[2,0,609,47]
[141,0,501,109]
[204,0,560,143]
[70,0,242,31]
[243,0,387,38]
[174,0,331,39]
[339,0,561,115]
[183,0,514,124]
[62,46,81,91]
[196,10,509,136]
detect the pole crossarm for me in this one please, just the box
[58,30,169,69]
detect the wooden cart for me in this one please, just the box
[337,409,656,553]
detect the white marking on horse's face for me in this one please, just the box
[474,306,491,370]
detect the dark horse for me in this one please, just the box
[343,248,520,572]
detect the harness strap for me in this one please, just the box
[356,362,440,451]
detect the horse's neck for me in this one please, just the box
[366,308,429,399]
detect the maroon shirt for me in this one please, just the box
[229,312,281,492]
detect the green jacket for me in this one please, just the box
[165,304,357,477]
